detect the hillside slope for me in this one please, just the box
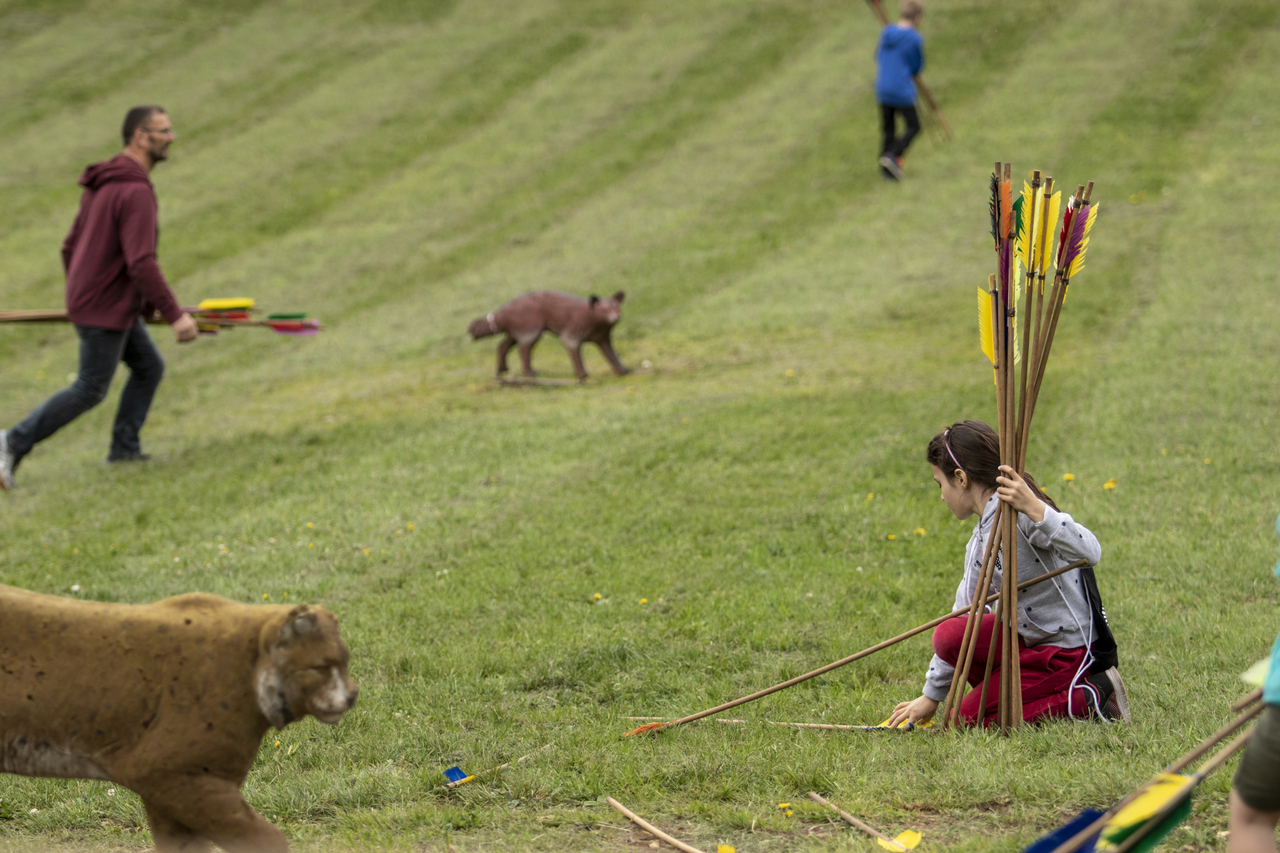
[2,0,1279,850]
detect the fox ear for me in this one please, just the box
[589,295,600,307]
[613,290,625,303]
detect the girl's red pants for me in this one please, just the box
[933,614,1091,726]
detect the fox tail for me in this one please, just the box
[468,314,499,339]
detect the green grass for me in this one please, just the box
[2,0,1280,850]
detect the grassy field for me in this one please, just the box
[2,0,1280,850]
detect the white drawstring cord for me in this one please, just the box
[1016,524,1099,721]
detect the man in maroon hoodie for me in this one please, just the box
[0,106,197,490]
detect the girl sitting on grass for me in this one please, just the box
[886,420,1128,728]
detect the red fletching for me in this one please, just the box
[266,319,320,336]
[1057,199,1076,269]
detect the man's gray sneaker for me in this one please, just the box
[0,430,14,491]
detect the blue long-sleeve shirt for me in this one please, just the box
[874,24,924,108]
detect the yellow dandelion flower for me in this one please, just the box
[363,548,370,556]
[1063,473,1075,482]
[864,492,874,503]
[778,803,791,810]
[306,522,314,529]
[785,369,795,378]
[283,592,289,599]
[274,740,281,748]
[262,593,269,600]
[308,542,314,549]
[1160,448,1168,455]
[682,417,690,425]
[407,523,414,531]
[639,598,648,604]
[593,593,602,600]
[785,810,793,818]
[887,534,897,540]
[1204,458,1212,465]
[627,386,635,394]
[913,528,926,536]
[1103,478,1117,490]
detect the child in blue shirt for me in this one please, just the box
[874,1,925,181]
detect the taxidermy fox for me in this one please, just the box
[468,291,630,380]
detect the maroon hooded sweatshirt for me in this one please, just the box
[61,154,182,330]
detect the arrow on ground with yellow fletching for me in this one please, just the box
[808,793,921,851]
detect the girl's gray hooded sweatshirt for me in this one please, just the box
[922,495,1103,702]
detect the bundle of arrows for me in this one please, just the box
[0,298,320,336]
[934,164,1100,735]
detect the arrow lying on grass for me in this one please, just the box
[625,717,931,732]
[0,298,320,336]
[624,559,1088,736]
[607,797,732,853]
[808,792,921,852]
[436,743,553,792]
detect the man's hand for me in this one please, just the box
[172,312,198,343]
[995,465,1046,522]
[886,695,938,729]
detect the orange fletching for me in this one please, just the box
[624,721,670,737]
[1000,180,1014,243]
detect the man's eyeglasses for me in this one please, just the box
[141,126,174,137]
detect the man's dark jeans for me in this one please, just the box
[8,318,164,467]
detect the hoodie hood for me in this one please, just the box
[880,24,917,49]
[78,154,150,190]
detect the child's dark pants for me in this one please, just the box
[880,104,921,159]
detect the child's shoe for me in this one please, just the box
[879,155,905,180]
[1084,666,1131,723]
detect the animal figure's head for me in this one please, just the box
[254,605,359,730]
[588,290,625,327]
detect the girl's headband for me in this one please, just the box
[943,428,965,475]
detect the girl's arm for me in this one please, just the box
[998,465,1102,565]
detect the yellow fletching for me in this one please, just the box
[1016,182,1041,273]
[877,829,922,851]
[197,297,255,311]
[1038,191,1061,275]
[1010,260,1023,367]
[977,288,994,364]
[1066,203,1100,279]
[1100,774,1194,843]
